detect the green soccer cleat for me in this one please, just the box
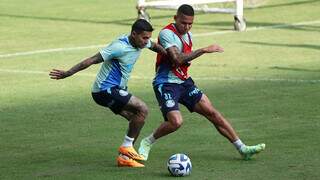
[138,138,153,161]
[239,143,266,160]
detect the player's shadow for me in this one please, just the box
[248,22,320,33]
[240,41,320,51]
[270,66,320,73]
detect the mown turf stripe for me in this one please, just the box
[1,20,319,58]
[1,68,319,83]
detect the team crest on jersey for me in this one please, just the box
[166,100,175,108]
[119,90,129,96]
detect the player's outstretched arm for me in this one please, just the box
[149,41,167,56]
[167,44,224,66]
[49,53,103,80]
[202,44,224,54]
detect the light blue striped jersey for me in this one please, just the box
[153,24,193,86]
[92,34,151,92]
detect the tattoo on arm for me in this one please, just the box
[167,46,205,66]
[149,41,167,55]
[49,53,103,80]
[66,53,103,76]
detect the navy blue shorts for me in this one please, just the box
[153,78,203,120]
[91,87,132,114]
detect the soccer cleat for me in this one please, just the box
[239,143,266,160]
[138,138,153,161]
[118,146,145,161]
[117,155,145,167]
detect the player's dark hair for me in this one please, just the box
[177,4,194,16]
[131,19,154,34]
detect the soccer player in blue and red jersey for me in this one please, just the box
[138,4,265,161]
[49,19,166,167]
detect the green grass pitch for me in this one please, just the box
[0,0,320,179]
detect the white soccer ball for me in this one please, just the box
[167,153,192,177]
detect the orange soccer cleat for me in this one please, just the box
[118,146,145,161]
[117,155,144,167]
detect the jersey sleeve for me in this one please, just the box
[99,41,124,61]
[159,29,178,50]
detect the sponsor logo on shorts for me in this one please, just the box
[119,90,129,96]
[165,100,175,108]
[189,88,201,97]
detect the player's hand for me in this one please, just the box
[49,69,70,79]
[203,44,224,53]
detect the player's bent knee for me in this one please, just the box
[134,117,146,125]
[140,103,149,115]
[169,119,183,130]
[137,103,149,119]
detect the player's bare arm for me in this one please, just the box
[49,53,104,80]
[149,41,167,55]
[167,44,224,66]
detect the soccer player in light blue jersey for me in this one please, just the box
[49,19,166,167]
[138,4,265,162]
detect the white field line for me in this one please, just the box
[0,45,105,58]
[1,20,320,59]
[1,69,319,83]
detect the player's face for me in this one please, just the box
[174,13,194,35]
[132,31,152,48]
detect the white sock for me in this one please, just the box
[233,139,245,150]
[121,135,134,147]
[146,133,156,144]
